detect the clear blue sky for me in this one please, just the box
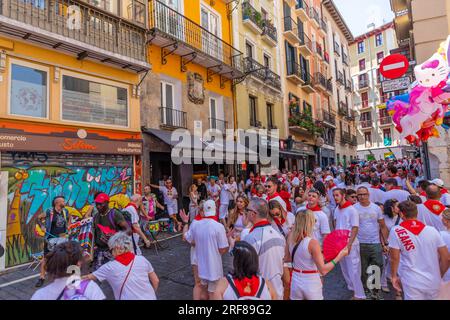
[334,0,395,37]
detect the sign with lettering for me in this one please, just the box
[382,76,411,93]
[0,133,142,155]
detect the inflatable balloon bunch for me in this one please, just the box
[386,36,450,145]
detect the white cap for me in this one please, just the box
[292,177,300,186]
[430,178,445,188]
[268,196,287,213]
[203,200,216,217]
[325,176,334,182]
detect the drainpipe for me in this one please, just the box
[229,3,239,177]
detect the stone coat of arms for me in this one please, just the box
[187,72,205,105]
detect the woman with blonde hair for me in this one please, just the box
[227,196,249,240]
[284,209,348,300]
[188,184,199,222]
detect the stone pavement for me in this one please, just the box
[0,235,396,300]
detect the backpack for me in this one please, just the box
[57,279,90,300]
[107,208,137,254]
[226,275,266,300]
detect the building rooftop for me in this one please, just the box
[323,0,354,43]
[351,21,394,44]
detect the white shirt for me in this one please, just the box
[354,202,383,244]
[123,205,142,255]
[384,214,402,232]
[311,209,330,245]
[159,186,178,206]
[389,223,446,292]
[334,204,359,233]
[327,186,337,211]
[382,189,410,203]
[271,212,295,237]
[207,184,221,201]
[441,193,450,206]
[93,255,157,300]
[219,183,232,204]
[243,225,286,300]
[357,183,385,204]
[440,230,450,282]
[31,277,105,300]
[185,218,229,281]
[417,203,446,231]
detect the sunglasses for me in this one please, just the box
[357,193,369,197]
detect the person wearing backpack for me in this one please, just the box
[86,232,159,300]
[212,241,277,300]
[92,193,131,270]
[31,241,105,300]
[123,194,151,255]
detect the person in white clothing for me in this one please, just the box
[122,194,151,255]
[182,200,229,300]
[219,178,232,224]
[150,179,181,231]
[87,232,159,300]
[382,178,410,204]
[268,196,295,238]
[32,241,105,300]
[354,187,389,300]
[332,188,366,300]
[430,178,450,207]
[285,210,348,300]
[243,198,286,300]
[389,200,449,300]
[440,209,450,282]
[305,189,330,245]
[368,177,386,204]
[387,165,403,187]
[212,241,277,300]
[417,185,446,231]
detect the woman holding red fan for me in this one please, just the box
[284,209,348,300]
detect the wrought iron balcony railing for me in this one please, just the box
[379,116,393,125]
[320,18,327,33]
[334,41,340,56]
[336,71,344,85]
[295,0,310,14]
[338,102,348,116]
[315,42,323,58]
[341,131,351,144]
[302,71,313,86]
[309,7,320,25]
[323,110,336,126]
[160,107,187,129]
[262,19,277,43]
[345,80,352,92]
[342,51,349,66]
[359,77,370,89]
[265,68,282,90]
[286,59,302,79]
[0,0,148,70]
[299,32,313,52]
[360,119,373,129]
[149,0,243,75]
[242,1,264,31]
[283,16,300,41]
[244,57,281,90]
[326,79,333,93]
[314,72,326,89]
[209,118,228,133]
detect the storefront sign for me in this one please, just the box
[0,133,142,155]
[291,141,315,155]
[382,76,411,93]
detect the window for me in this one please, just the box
[121,0,145,24]
[379,108,389,118]
[289,92,300,114]
[210,97,225,132]
[357,40,364,54]
[375,33,383,46]
[263,54,271,69]
[160,81,174,109]
[383,128,392,146]
[359,59,365,71]
[361,112,371,121]
[267,103,274,129]
[361,91,368,107]
[62,74,127,126]
[249,96,258,126]
[245,41,254,58]
[364,132,372,148]
[10,62,48,118]
[303,101,312,114]
[377,51,384,64]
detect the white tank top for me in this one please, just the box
[223,276,272,300]
[234,214,245,230]
[290,237,318,271]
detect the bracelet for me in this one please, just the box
[331,260,337,266]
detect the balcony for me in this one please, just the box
[336,71,344,86]
[283,16,300,44]
[358,77,370,90]
[322,110,336,127]
[244,57,281,91]
[325,79,333,95]
[299,32,313,56]
[261,20,277,47]
[289,111,323,136]
[209,118,228,134]
[313,72,327,91]
[341,131,351,144]
[0,0,150,72]
[334,41,340,56]
[351,135,357,146]
[346,110,356,121]
[360,100,370,110]
[342,52,349,66]
[379,116,393,127]
[301,72,315,93]
[309,7,320,28]
[242,1,264,34]
[149,0,244,80]
[338,102,348,116]
[324,51,330,64]
[360,119,373,129]
[286,60,304,84]
[345,80,353,93]
[160,107,187,129]
[319,18,327,36]
[295,0,310,22]
[315,42,323,59]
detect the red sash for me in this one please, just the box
[423,200,446,216]
[400,219,426,236]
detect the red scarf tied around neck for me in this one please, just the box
[306,204,321,212]
[339,201,353,209]
[115,252,135,266]
[423,200,446,216]
[233,276,261,297]
[400,219,426,236]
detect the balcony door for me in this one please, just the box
[201,4,222,62]
[210,97,225,132]
[157,0,184,40]
[161,81,181,127]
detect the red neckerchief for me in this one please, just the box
[256,192,263,198]
[391,174,399,178]
[371,185,382,189]
[233,276,260,297]
[115,252,135,266]
[126,203,138,210]
[194,214,202,221]
[423,200,446,215]
[250,220,271,233]
[400,219,426,236]
[328,182,336,189]
[420,191,426,197]
[273,216,286,226]
[441,188,448,195]
[339,201,353,209]
[266,192,280,202]
[391,186,402,190]
[306,204,321,212]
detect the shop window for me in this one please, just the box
[10,62,48,118]
[62,74,128,127]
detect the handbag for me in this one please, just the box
[119,258,135,300]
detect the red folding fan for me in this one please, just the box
[322,229,350,262]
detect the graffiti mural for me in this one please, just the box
[2,164,133,267]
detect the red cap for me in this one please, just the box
[94,193,110,203]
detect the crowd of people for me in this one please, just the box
[31,157,450,300]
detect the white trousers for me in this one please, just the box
[340,242,366,299]
[403,284,440,300]
[219,204,229,220]
[290,273,323,300]
[381,253,390,288]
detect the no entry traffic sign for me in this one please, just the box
[379,54,409,79]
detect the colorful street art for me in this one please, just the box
[2,164,133,267]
